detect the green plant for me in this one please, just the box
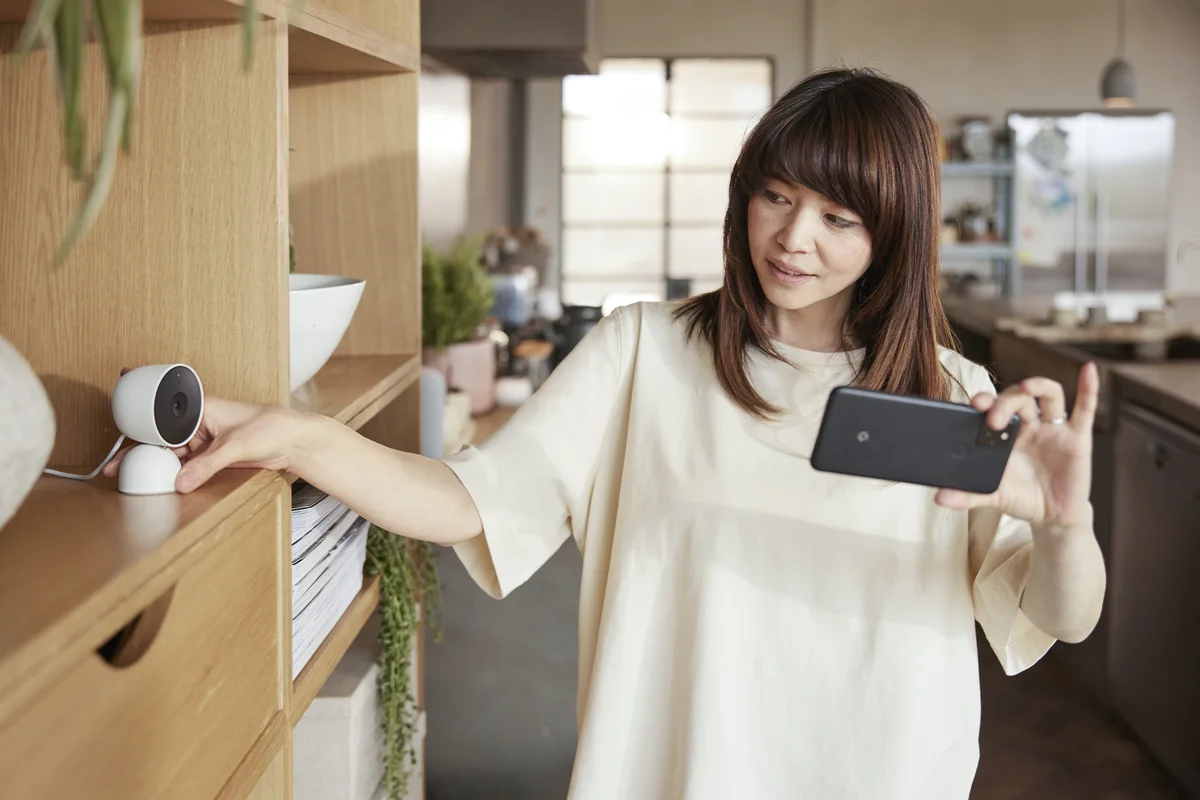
[18,0,261,269]
[422,236,494,349]
[366,525,442,799]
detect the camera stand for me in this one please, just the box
[118,444,183,495]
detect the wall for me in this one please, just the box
[602,0,808,96]
[418,71,472,249]
[467,80,516,236]
[808,0,1200,292]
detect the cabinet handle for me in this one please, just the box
[1145,440,1169,470]
[96,587,175,669]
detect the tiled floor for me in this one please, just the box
[973,636,1187,799]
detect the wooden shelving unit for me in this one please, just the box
[0,0,423,794]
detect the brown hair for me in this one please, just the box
[675,67,957,418]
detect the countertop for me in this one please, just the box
[942,295,1200,433]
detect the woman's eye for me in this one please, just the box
[825,213,856,229]
[764,190,787,204]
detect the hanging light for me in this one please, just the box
[1100,0,1135,107]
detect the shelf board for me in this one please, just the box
[0,0,419,75]
[941,161,1014,178]
[291,572,380,725]
[0,468,279,717]
[291,354,420,431]
[941,243,1014,261]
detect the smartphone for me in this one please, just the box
[810,386,1021,494]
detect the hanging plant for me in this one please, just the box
[366,525,442,798]
[17,0,260,269]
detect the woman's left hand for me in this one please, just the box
[935,362,1100,528]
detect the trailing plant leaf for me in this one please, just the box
[16,0,64,57]
[50,0,86,177]
[366,526,442,799]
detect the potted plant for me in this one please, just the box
[422,236,497,415]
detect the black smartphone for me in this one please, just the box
[810,386,1021,494]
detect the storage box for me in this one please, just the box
[295,609,424,800]
[294,615,385,800]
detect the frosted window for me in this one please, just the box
[563,115,670,169]
[669,227,725,279]
[562,280,665,308]
[670,118,755,170]
[563,59,667,117]
[562,228,665,277]
[669,173,730,223]
[670,59,773,114]
[564,173,665,224]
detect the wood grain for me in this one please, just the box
[290,572,380,725]
[312,0,418,53]
[0,470,282,721]
[290,72,421,358]
[243,745,290,800]
[359,377,422,455]
[288,1,419,74]
[291,353,420,429]
[217,713,290,800]
[0,493,282,799]
[0,21,285,465]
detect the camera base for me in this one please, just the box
[118,444,182,495]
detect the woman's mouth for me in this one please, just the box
[768,260,815,285]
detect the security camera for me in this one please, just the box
[111,364,204,495]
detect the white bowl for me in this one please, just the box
[289,274,366,391]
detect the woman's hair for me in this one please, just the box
[675,67,957,418]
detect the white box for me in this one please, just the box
[294,616,385,800]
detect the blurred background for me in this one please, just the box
[415,1,1200,799]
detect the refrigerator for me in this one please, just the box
[1007,110,1175,308]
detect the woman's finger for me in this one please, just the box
[969,392,995,412]
[986,385,1039,431]
[101,445,133,477]
[1020,376,1068,423]
[1070,362,1100,433]
[935,487,996,510]
[176,439,240,493]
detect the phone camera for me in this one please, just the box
[856,430,870,443]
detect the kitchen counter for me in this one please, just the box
[943,294,1200,434]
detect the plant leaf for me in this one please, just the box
[242,0,256,70]
[16,0,64,56]
[50,87,127,270]
[50,0,86,178]
[94,0,140,152]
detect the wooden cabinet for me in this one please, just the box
[0,0,424,795]
[1111,403,1200,796]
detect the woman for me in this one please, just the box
[108,68,1105,798]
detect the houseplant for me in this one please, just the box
[422,236,497,415]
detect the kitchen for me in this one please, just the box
[418,0,1200,797]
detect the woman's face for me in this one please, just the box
[747,178,873,316]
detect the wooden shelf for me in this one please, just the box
[291,354,420,430]
[0,0,419,75]
[0,469,280,715]
[290,572,380,725]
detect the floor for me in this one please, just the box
[423,533,1186,800]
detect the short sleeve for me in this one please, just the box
[441,306,630,599]
[961,361,1057,675]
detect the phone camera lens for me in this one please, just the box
[856,430,870,443]
[172,392,188,419]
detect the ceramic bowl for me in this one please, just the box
[289,274,366,391]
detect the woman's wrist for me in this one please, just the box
[286,409,339,479]
[1030,502,1095,552]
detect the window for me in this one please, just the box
[560,58,773,309]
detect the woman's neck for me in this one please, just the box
[767,293,854,353]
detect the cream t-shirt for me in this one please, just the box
[443,300,1055,799]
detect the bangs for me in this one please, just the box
[742,93,881,227]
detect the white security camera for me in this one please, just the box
[111,364,204,495]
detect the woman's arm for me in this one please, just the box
[293,412,483,546]
[1022,512,1106,643]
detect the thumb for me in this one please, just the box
[176,440,237,493]
[934,487,995,510]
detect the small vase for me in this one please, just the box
[444,338,497,416]
[0,338,56,531]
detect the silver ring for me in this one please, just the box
[1045,414,1069,425]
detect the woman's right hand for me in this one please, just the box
[102,392,307,493]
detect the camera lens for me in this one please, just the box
[154,367,203,446]
[172,392,188,418]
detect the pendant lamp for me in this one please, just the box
[1100,0,1135,107]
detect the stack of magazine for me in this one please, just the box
[291,481,370,679]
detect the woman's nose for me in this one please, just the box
[776,209,817,253]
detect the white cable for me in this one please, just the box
[44,435,127,481]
